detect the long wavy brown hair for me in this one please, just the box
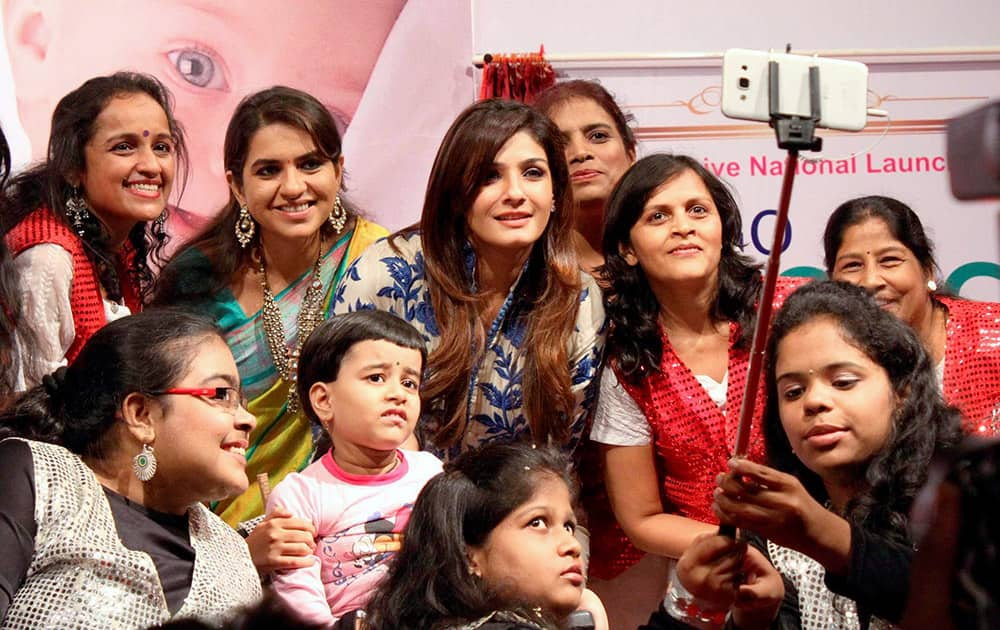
[400,99,581,447]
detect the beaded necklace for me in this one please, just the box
[258,243,326,414]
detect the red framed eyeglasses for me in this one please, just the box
[150,387,249,411]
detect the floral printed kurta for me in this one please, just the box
[333,232,605,465]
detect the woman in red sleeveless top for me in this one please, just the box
[3,72,187,388]
[586,154,801,625]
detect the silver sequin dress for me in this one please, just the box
[2,440,261,629]
[768,541,895,630]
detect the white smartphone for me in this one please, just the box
[721,48,869,132]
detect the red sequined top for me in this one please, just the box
[938,295,1000,436]
[6,207,140,363]
[587,277,803,580]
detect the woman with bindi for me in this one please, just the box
[824,195,1000,435]
[3,72,186,388]
[154,86,388,529]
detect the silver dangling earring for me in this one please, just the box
[132,444,157,482]
[927,279,938,292]
[235,204,256,249]
[65,187,90,236]
[550,202,557,213]
[328,194,347,233]
[153,208,167,231]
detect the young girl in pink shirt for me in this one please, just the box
[266,310,442,626]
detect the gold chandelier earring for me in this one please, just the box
[328,195,347,233]
[235,204,256,248]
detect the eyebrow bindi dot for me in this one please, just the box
[143,130,150,137]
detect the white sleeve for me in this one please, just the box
[589,368,652,446]
[13,244,76,388]
[266,475,333,626]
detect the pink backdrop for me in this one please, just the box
[2,0,998,298]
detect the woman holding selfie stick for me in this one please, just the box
[655,281,963,629]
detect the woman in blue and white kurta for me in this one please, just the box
[333,99,605,467]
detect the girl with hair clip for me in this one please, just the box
[823,195,1000,435]
[534,80,637,276]
[587,154,803,625]
[364,442,607,630]
[2,72,187,389]
[0,308,261,628]
[653,280,964,630]
[153,86,388,530]
[333,99,604,467]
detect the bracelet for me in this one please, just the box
[663,575,729,630]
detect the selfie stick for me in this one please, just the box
[719,59,822,538]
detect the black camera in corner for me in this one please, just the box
[947,100,1000,200]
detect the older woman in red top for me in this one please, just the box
[824,195,1000,435]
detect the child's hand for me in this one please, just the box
[247,506,318,576]
[675,533,747,610]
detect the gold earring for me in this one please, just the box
[329,195,347,233]
[235,204,255,248]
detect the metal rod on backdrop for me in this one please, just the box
[471,46,1000,68]
[718,59,823,538]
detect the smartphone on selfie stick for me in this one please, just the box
[718,48,869,538]
[722,48,869,132]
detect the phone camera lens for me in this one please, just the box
[738,77,750,89]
